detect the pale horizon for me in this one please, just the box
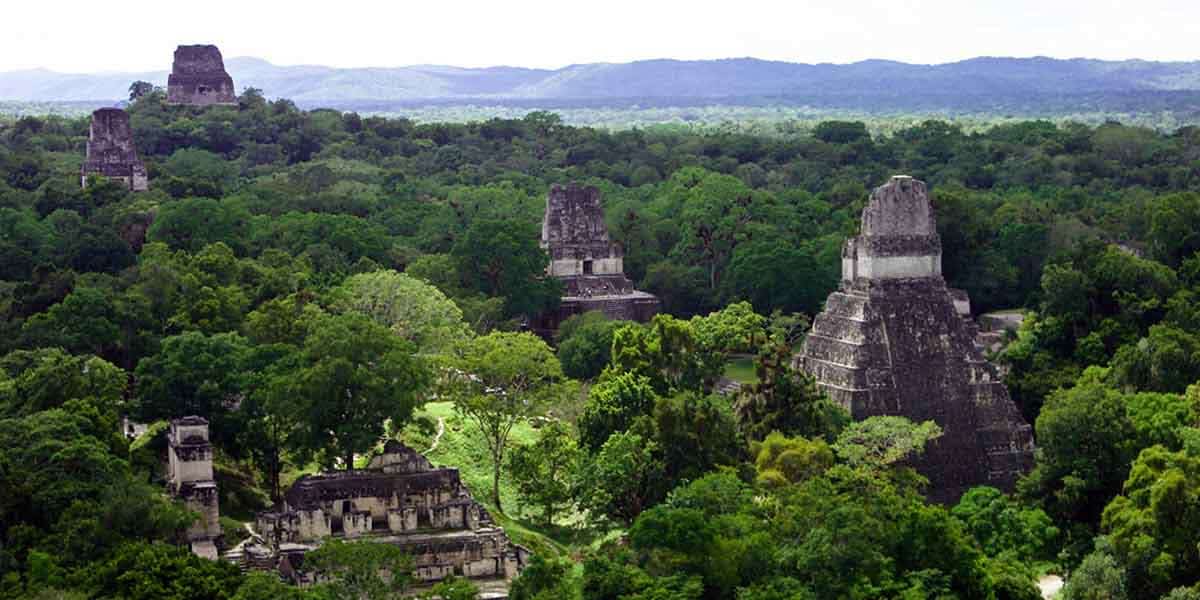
[3,0,1198,73]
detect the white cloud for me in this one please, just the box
[3,0,1197,72]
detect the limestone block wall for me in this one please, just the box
[343,511,373,538]
[184,485,221,541]
[387,507,418,532]
[549,257,624,277]
[298,509,331,540]
[170,451,214,485]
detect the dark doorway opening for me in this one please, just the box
[583,260,594,275]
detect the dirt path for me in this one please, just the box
[424,417,446,454]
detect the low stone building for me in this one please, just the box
[533,183,659,335]
[167,44,237,106]
[251,441,528,589]
[797,176,1034,503]
[168,416,221,559]
[80,108,147,191]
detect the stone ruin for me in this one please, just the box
[167,44,237,106]
[532,183,659,335]
[797,176,1034,503]
[245,441,528,594]
[168,416,222,559]
[80,108,148,191]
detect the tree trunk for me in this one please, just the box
[492,451,503,513]
[346,451,355,471]
[271,450,281,502]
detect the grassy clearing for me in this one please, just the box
[399,401,594,557]
[724,355,757,384]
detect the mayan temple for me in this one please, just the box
[533,183,659,335]
[80,108,148,191]
[167,44,237,105]
[247,441,528,596]
[797,175,1034,502]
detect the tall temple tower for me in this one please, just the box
[797,176,1034,502]
[80,108,148,191]
[167,45,237,106]
[168,416,221,559]
[533,184,659,335]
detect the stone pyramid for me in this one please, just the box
[797,176,1034,502]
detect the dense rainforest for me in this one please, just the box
[2,87,1200,599]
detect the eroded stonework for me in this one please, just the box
[167,45,237,106]
[534,183,659,334]
[248,441,528,591]
[81,108,147,191]
[168,416,221,559]
[798,176,1034,503]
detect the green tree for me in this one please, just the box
[330,269,472,355]
[951,486,1059,562]
[0,349,124,417]
[556,312,622,381]
[87,542,244,600]
[1060,541,1127,600]
[132,331,251,450]
[148,197,252,253]
[577,371,659,452]
[575,431,664,526]
[20,287,121,358]
[1020,369,1138,529]
[507,420,581,524]
[279,313,432,469]
[129,80,155,101]
[304,539,412,600]
[1102,446,1200,599]
[832,416,943,469]
[733,337,848,442]
[1110,324,1200,393]
[509,553,578,600]
[451,218,561,318]
[418,577,479,600]
[652,391,742,485]
[449,332,564,511]
[754,432,834,488]
[232,571,310,600]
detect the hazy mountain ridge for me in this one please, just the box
[3,56,1200,106]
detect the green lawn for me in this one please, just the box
[398,401,592,557]
[724,355,757,384]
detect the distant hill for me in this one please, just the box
[4,56,1200,113]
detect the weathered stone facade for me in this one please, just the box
[80,108,147,191]
[168,416,221,559]
[251,441,528,590]
[798,176,1034,503]
[533,183,659,335]
[167,45,237,106]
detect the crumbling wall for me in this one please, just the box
[536,183,660,335]
[252,442,529,586]
[167,44,237,106]
[81,108,147,191]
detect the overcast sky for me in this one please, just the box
[4,0,1197,72]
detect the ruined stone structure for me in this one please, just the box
[80,108,147,191]
[167,45,237,106]
[797,176,1034,502]
[252,441,528,591]
[533,183,659,335]
[168,416,221,559]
